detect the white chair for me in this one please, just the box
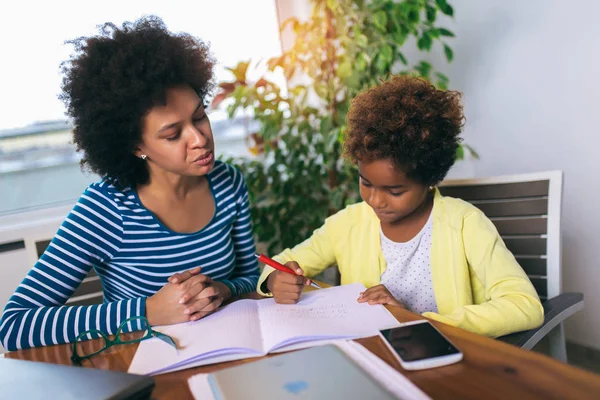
[439,170,583,362]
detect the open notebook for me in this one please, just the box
[129,283,400,375]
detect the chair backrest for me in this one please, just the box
[32,239,103,306]
[438,171,563,301]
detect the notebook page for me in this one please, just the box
[258,283,399,351]
[129,299,264,375]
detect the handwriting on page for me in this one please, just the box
[259,301,358,351]
[270,304,350,320]
[258,283,400,351]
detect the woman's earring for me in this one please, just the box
[140,155,147,160]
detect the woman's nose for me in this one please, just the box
[188,125,208,147]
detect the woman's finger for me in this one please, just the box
[189,296,223,320]
[169,266,202,283]
[192,285,219,300]
[182,296,213,315]
[179,281,211,304]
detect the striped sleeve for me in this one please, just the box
[219,165,259,297]
[0,183,145,351]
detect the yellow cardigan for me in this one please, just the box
[257,189,544,338]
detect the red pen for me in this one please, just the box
[255,254,322,289]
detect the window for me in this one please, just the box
[0,0,282,214]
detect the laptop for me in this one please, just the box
[207,344,396,400]
[0,357,154,400]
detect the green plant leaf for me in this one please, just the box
[356,53,368,71]
[435,0,454,16]
[463,144,480,159]
[439,28,455,37]
[356,34,369,48]
[435,72,449,89]
[417,32,432,51]
[407,8,419,24]
[392,30,407,46]
[326,127,341,152]
[444,44,454,62]
[397,51,408,66]
[326,0,339,11]
[429,28,441,39]
[314,83,328,99]
[345,70,361,88]
[330,186,345,211]
[375,54,389,73]
[380,45,394,64]
[320,116,333,136]
[415,61,433,78]
[373,11,388,31]
[337,60,353,78]
[456,144,465,160]
[426,5,437,22]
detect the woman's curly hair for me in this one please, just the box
[344,75,464,186]
[60,15,215,188]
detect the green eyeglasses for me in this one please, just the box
[71,316,176,365]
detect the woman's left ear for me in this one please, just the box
[134,147,144,159]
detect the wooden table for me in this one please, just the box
[5,295,600,399]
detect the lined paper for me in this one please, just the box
[259,283,399,351]
[129,300,263,374]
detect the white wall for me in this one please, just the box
[441,0,600,349]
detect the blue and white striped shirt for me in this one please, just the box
[0,161,259,351]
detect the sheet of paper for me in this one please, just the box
[129,299,264,375]
[187,340,431,400]
[259,283,400,351]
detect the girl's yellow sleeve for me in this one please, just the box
[256,213,340,296]
[423,210,544,337]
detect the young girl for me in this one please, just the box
[0,16,259,351]
[258,76,543,338]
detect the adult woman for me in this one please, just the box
[0,16,259,351]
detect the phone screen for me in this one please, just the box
[381,322,460,362]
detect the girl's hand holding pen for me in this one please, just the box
[266,261,312,304]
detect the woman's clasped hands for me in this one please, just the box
[146,267,231,325]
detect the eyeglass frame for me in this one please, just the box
[70,315,176,365]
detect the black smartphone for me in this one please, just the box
[380,320,463,370]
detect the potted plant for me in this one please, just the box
[214,0,475,255]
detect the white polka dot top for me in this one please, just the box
[379,212,438,314]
